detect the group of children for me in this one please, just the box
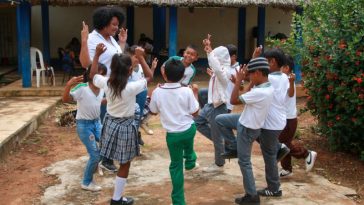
[62,7,317,205]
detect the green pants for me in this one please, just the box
[166,123,197,205]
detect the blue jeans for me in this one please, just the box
[135,89,148,129]
[260,129,281,192]
[76,119,101,186]
[236,123,261,195]
[198,88,208,109]
[215,113,240,152]
[194,103,228,166]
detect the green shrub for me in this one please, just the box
[268,0,364,159]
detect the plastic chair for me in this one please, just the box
[30,47,56,87]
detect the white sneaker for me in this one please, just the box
[202,163,223,173]
[81,182,102,192]
[305,150,317,172]
[186,162,200,171]
[97,162,104,176]
[279,169,293,177]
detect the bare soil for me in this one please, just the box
[0,94,363,205]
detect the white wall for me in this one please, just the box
[30,6,293,59]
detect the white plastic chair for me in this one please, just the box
[30,47,55,87]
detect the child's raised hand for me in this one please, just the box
[81,21,89,42]
[236,64,248,82]
[288,73,296,83]
[119,28,128,43]
[66,75,83,87]
[206,67,214,76]
[252,45,263,59]
[95,43,106,57]
[203,34,212,53]
[151,58,158,70]
[135,47,145,59]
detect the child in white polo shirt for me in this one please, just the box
[231,57,274,205]
[279,55,317,177]
[62,63,107,192]
[149,59,200,205]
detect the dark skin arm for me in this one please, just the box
[288,73,295,97]
[230,64,254,105]
[90,43,106,82]
[62,75,84,103]
[135,47,154,82]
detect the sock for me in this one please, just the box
[112,176,127,201]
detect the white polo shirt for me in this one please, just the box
[284,73,297,119]
[226,62,239,110]
[262,72,289,130]
[129,64,145,81]
[239,82,274,129]
[149,83,199,133]
[163,56,196,86]
[88,30,122,76]
[93,74,147,118]
[70,83,104,120]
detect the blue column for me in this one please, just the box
[257,7,266,47]
[238,7,246,63]
[126,6,134,46]
[41,0,50,64]
[294,7,303,82]
[16,1,31,88]
[168,7,177,56]
[153,6,166,54]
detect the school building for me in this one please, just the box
[0,0,307,87]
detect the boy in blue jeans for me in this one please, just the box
[230,57,274,205]
[149,59,200,205]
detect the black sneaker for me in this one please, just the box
[100,159,117,172]
[138,131,144,146]
[110,197,134,205]
[257,188,282,197]
[235,194,260,205]
[277,144,290,162]
[221,150,238,159]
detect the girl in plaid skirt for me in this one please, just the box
[90,43,153,205]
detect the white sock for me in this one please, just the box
[112,176,127,201]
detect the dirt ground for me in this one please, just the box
[0,94,363,205]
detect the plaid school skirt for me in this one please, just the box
[100,114,140,164]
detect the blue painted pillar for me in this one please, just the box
[16,1,31,88]
[257,7,266,48]
[294,7,303,82]
[41,0,50,64]
[153,6,166,54]
[238,7,246,63]
[126,6,134,46]
[168,7,177,56]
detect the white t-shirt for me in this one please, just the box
[70,83,104,120]
[129,64,145,81]
[262,72,289,130]
[149,83,199,133]
[284,73,297,119]
[93,74,147,118]
[238,82,274,129]
[226,62,239,110]
[88,30,122,76]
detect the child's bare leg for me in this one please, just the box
[111,161,133,205]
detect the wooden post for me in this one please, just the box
[16,1,31,87]
[238,7,246,63]
[257,7,266,48]
[126,6,134,46]
[168,7,177,56]
[41,0,50,64]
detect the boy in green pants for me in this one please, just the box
[149,59,200,205]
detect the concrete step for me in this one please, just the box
[0,97,60,160]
